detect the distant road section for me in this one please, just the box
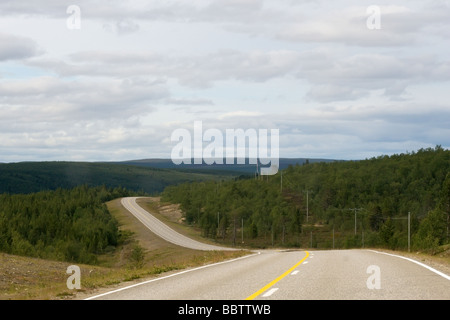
[121,197,236,251]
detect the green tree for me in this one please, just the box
[368,205,383,231]
[379,218,394,248]
[130,243,146,269]
[439,173,450,242]
[414,208,447,251]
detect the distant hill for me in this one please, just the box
[0,158,339,195]
[115,158,338,174]
[0,161,237,195]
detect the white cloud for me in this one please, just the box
[0,33,41,61]
[0,0,449,161]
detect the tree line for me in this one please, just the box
[161,146,450,251]
[0,185,132,264]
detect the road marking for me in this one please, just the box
[245,251,309,300]
[291,270,299,275]
[262,288,279,297]
[85,252,259,300]
[368,250,450,281]
[303,261,308,264]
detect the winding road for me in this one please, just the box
[85,197,450,300]
[120,197,236,251]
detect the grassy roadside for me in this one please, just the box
[0,197,249,300]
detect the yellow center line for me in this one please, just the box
[245,250,310,300]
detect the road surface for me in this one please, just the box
[86,197,450,300]
[120,197,236,251]
[87,248,450,300]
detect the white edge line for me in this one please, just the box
[84,252,259,300]
[368,249,450,281]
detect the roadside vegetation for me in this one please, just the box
[0,185,130,264]
[162,146,450,252]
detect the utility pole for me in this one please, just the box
[271,225,274,247]
[362,229,364,248]
[242,218,244,244]
[307,190,309,222]
[408,212,411,252]
[348,208,364,235]
[233,216,236,246]
[332,226,335,249]
[280,170,283,192]
[256,161,259,180]
[217,212,220,237]
[392,213,411,252]
[447,211,449,242]
[303,190,313,222]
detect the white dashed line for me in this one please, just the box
[262,288,279,297]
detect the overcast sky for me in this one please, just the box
[1,0,449,162]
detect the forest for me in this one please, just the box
[0,185,132,264]
[161,146,450,252]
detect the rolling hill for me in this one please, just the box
[0,158,336,194]
[0,161,234,195]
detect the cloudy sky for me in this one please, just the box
[1,0,449,162]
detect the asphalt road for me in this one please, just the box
[86,198,450,300]
[120,197,236,251]
[87,248,450,300]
